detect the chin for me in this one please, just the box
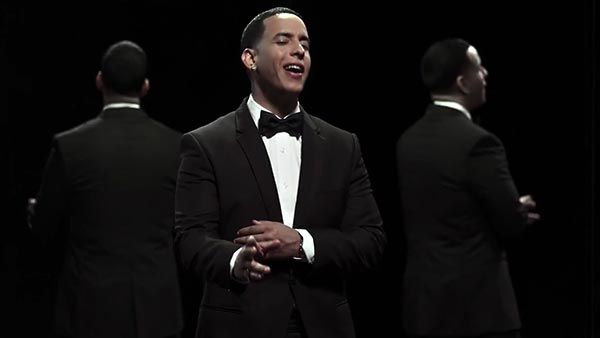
[285,85,304,95]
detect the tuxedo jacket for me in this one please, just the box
[31,107,183,338]
[396,104,529,336]
[174,98,386,338]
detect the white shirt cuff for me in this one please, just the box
[230,247,244,276]
[296,229,315,263]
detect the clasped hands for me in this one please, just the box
[232,220,302,283]
[519,195,541,224]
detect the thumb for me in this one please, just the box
[239,238,257,260]
[247,235,258,247]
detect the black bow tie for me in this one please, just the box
[258,110,303,139]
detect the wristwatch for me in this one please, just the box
[296,231,305,259]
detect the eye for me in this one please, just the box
[275,38,289,45]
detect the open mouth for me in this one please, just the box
[284,64,304,74]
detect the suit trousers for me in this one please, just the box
[286,307,308,338]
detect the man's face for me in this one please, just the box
[253,13,311,96]
[463,46,488,108]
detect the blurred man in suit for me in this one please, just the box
[29,40,183,338]
[396,38,540,338]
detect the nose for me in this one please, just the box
[481,66,488,78]
[292,43,305,59]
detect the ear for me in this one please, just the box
[456,75,470,95]
[140,78,150,98]
[241,48,257,70]
[95,71,104,91]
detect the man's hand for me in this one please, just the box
[234,220,302,260]
[26,198,37,229]
[232,235,272,283]
[519,195,541,224]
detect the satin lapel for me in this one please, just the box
[293,112,324,228]
[235,101,283,222]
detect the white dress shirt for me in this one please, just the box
[229,95,315,273]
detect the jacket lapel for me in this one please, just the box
[293,109,324,228]
[235,99,283,222]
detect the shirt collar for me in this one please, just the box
[102,102,140,111]
[247,94,301,127]
[433,100,471,120]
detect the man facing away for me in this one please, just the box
[396,38,540,338]
[29,40,183,338]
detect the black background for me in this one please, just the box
[2,1,597,337]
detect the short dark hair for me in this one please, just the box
[420,38,471,93]
[240,7,302,52]
[101,40,147,96]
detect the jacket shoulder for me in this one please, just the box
[186,111,236,140]
[55,117,101,139]
[307,113,355,144]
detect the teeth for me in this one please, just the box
[285,65,302,71]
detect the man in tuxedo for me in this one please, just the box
[29,40,183,338]
[396,38,540,338]
[174,7,386,338]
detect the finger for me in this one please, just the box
[520,195,536,209]
[246,236,266,257]
[243,235,265,257]
[234,234,267,244]
[519,195,531,203]
[238,244,257,262]
[248,271,263,281]
[254,240,265,257]
[527,212,541,224]
[257,239,281,252]
[237,225,263,236]
[519,195,536,206]
[249,261,271,275]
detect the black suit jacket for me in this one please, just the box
[396,104,528,336]
[174,98,386,338]
[31,107,183,338]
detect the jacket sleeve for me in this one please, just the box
[30,139,68,245]
[466,134,528,236]
[310,133,387,274]
[174,133,240,288]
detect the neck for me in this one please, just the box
[251,84,298,118]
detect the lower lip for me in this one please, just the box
[286,70,303,79]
